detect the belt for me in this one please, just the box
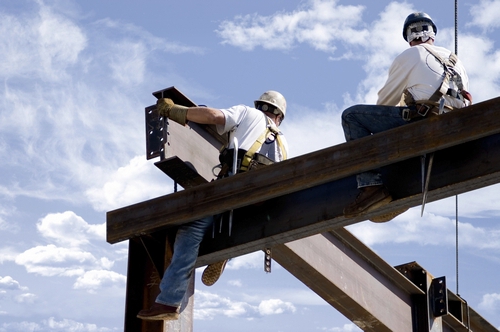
[401,104,438,121]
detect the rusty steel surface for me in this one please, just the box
[107,96,500,245]
[273,230,418,331]
[114,90,500,332]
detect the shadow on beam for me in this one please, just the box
[196,132,500,266]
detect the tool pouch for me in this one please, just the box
[247,153,274,171]
[218,148,275,177]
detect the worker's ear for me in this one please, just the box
[274,117,281,126]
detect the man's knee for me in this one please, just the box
[342,104,365,122]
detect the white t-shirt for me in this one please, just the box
[216,105,288,162]
[377,44,470,109]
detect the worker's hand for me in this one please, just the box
[156,98,175,117]
[461,90,473,105]
[156,98,188,126]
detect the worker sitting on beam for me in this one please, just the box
[341,12,471,222]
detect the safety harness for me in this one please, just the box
[402,44,465,120]
[420,44,464,103]
[240,116,287,171]
[217,116,287,178]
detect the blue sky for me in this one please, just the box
[1,0,500,331]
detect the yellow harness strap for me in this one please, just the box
[240,117,286,172]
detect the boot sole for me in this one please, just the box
[202,260,227,286]
[344,195,392,218]
[370,207,409,223]
[137,312,179,321]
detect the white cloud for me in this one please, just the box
[37,211,104,247]
[0,247,19,264]
[228,279,242,287]
[93,17,204,55]
[0,205,18,233]
[282,103,344,158]
[195,290,297,321]
[469,0,500,31]
[479,293,500,311]
[446,33,500,103]
[14,293,37,304]
[421,185,500,219]
[258,298,296,315]
[319,323,362,331]
[109,40,147,87]
[99,257,115,270]
[15,244,96,277]
[0,317,114,332]
[347,207,500,250]
[227,252,261,270]
[353,2,413,104]
[73,269,126,292]
[0,1,87,81]
[0,1,183,209]
[36,2,87,81]
[194,290,255,320]
[0,276,28,291]
[43,317,113,332]
[217,0,367,53]
[0,321,40,332]
[269,288,325,306]
[85,155,174,211]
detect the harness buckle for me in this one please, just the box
[402,108,411,121]
[417,104,431,117]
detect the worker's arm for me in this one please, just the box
[156,98,225,126]
[186,107,225,125]
[377,58,408,106]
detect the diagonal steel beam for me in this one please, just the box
[272,229,420,332]
[272,229,499,332]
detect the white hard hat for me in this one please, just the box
[254,90,287,119]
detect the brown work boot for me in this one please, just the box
[137,303,179,321]
[370,207,409,223]
[201,260,228,286]
[343,185,392,218]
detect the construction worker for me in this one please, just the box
[341,12,471,222]
[137,91,289,320]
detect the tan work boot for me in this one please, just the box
[370,207,409,223]
[343,185,392,218]
[201,260,228,286]
[137,303,179,321]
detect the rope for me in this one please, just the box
[455,0,458,55]
[454,0,461,297]
[456,195,459,294]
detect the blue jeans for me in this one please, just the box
[342,104,419,188]
[156,215,214,307]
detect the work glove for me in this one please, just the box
[156,98,188,126]
[460,90,473,105]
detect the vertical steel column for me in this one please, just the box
[123,231,194,332]
[396,262,448,332]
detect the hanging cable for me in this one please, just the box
[454,0,461,297]
[456,195,459,294]
[455,0,458,55]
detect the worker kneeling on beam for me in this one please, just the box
[341,12,472,222]
[137,91,289,321]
